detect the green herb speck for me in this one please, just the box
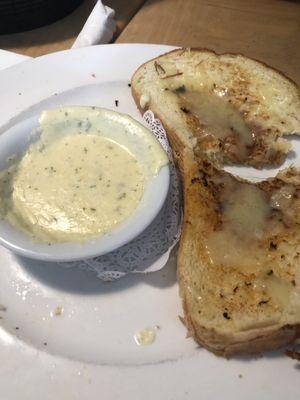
[118,192,127,200]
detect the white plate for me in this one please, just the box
[0,44,299,400]
[0,49,30,71]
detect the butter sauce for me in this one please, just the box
[202,172,298,308]
[177,89,253,158]
[204,182,272,272]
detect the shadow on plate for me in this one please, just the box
[15,246,178,295]
[232,344,300,362]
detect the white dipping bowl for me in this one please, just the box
[0,111,170,262]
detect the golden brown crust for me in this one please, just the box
[131,85,187,175]
[181,291,299,358]
[188,47,300,89]
[131,47,300,169]
[132,49,300,357]
[176,151,300,357]
[181,289,300,357]
[133,46,300,90]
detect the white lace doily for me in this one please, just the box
[61,111,182,281]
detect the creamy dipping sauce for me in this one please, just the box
[0,107,168,243]
[3,135,144,242]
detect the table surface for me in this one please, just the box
[0,0,299,84]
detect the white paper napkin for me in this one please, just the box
[72,0,116,48]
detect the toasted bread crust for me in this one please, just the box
[134,47,300,89]
[181,289,300,357]
[131,48,300,168]
[177,149,300,357]
[131,84,187,175]
[132,47,300,103]
[131,48,300,357]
